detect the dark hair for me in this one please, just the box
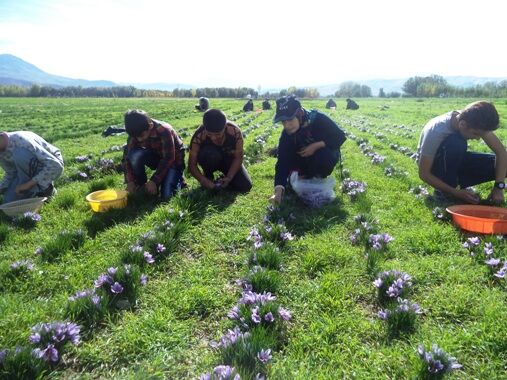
[124,109,151,137]
[203,109,227,132]
[458,101,499,131]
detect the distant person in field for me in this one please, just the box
[262,99,272,110]
[188,109,252,192]
[0,131,63,204]
[417,101,507,205]
[325,98,337,109]
[195,97,209,112]
[123,109,185,201]
[270,95,347,205]
[243,99,254,112]
[346,98,359,110]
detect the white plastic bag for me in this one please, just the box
[289,172,336,208]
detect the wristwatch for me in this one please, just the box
[494,181,506,190]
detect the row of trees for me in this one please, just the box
[402,75,507,97]
[1,78,507,98]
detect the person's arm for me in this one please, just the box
[28,142,64,191]
[418,155,480,203]
[188,142,215,189]
[150,128,175,188]
[270,134,294,204]
[483,131,507,204]
[315,112,346,150]
[222,132,244,188]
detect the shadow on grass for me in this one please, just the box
[84,192,160,237]
[175,187,239,224]
[279,192,349,237]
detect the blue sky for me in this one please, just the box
[1,0,506,88]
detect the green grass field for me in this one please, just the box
[1,97,507,379]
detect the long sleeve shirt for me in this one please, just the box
[274,110,346,187]
[124,119,185,185]
[0,131,64,191]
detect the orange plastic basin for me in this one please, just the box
[446,205,507,234]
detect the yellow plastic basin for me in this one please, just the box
[86,189,128,212]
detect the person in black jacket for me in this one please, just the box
[243,99,254,112]
[270,95,346,204]
[325,98,337,109]
[262,99,272,110]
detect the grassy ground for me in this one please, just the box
[1,97,507,379]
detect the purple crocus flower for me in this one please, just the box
[278,307,292,321]
[140,274,148,285]
[257,348,272,364]
[254,240,263,249]
[264,312,275,323]
[29,333,41,344]
[251,308,261,324]
[485,257,501,267]
[484,242,494,256]
[227,306,240,320]
[107,267,117,276]
[377,310,389,320]
[110,282,124,294]
[94,274,110,288]
[156,243,166,253]
[144,251,155,264]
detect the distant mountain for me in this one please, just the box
[0,54,116,88]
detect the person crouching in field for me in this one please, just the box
[188,109,252,192]
[270,95,347,205]
[0,131,63,204]
[123,110,186,201]
[417,101,507,205]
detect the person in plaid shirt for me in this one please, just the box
[188,109,252,192]
[123,110,185,200]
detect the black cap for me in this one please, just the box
[273,95,301,123]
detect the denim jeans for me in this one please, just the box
[297,148,340,179]
[431,132,496,189]
[3,147,49,204]
[126,148,184,200]
[197,145,252,193]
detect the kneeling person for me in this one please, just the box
[0,131,63,204]
[417,101,507,204]
[270,96,347,204]
[189,109,252,192]
[123,110,185,200]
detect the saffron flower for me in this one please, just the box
[144,251,155,264]
[140,274,148,285]
[417,344,462,375]
[110,282,124,294]
[257,348,272,364]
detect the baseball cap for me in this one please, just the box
[273,95,301,123]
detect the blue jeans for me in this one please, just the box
[197,145,252,193]
[126,148,184,201]
[3,147,49,204]
[298,148,340,179]
[431,132,496,189]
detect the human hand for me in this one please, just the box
[298,142,321,158]
[201,178,216,190]
[15,181,35,195]
[456,189,480,204]
[218,176,232,188]
[487,188,505,205]
[144,180,158,195]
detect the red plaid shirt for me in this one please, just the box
[124,119,184,185]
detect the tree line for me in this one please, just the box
[1,76,506,98]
